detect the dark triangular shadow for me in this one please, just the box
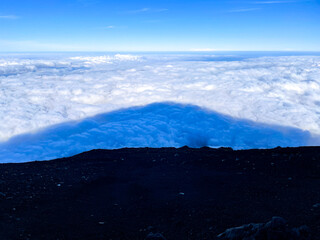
[0,102,317,163]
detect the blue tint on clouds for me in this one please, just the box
[0,103,316,163]
[1,52,320,163]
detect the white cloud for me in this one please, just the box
[69,54,141,64]
[227,8,261,12]
[253,0,306,4]
[137,8,151,12]
[0,53,320,162]
[125,8,168,14]
[95,25,128,31]
[0,15,19,19]
[154,8,168,12]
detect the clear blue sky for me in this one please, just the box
[1,0,320,51]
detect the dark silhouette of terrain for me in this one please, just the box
[0,146,319,239]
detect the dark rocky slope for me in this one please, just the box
[0,146,319,239]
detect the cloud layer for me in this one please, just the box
[0,15,19,19]
[1,52,320,161]
[0,103,314,163]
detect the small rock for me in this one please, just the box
[217,222,263,240]
[98,222,105,225]
[312,203,320,208]
[292,225,311,239]
[145,232,166,240]
[264,216,287,229]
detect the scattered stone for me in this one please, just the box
[292,226,311,239]
[145,232,166,240]
[98,222,105,225]
[217,222,263,240]
[217,216,310,240]
[312,203,320,208]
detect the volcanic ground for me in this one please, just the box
[0,146,319,239]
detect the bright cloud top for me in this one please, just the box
[1,52,320,161]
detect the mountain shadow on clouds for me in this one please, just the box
[0,102,317,163]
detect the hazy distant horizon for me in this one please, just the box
[1,50,320,54]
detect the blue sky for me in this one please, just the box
[0,0,320,51]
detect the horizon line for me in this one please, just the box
[1,50,320,53]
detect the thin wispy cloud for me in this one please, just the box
[153,8,168,12]
[0,15,20,19]
[131,7,150,13]
[99,25,128,30]
[227,8,261,12]
[253,0,308,4]
[96,25,127,30]
[124,8,168,14]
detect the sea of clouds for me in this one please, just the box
[1,52,320,162]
